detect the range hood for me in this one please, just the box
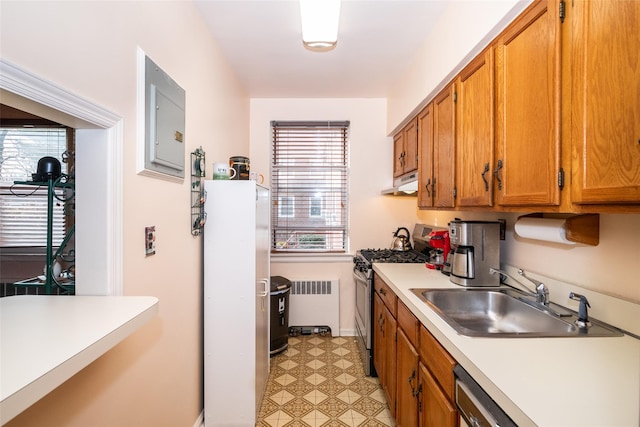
[381,171,418,196]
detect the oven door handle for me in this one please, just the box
[352,268,369,284]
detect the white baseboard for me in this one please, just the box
[193,411,204,427]
[339,328,356,337]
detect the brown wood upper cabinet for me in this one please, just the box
[394,117,419,178]
[455,48,495,207]
[495,0,563,207]
[569,0,640,204]
[418,83,456,209]
[409,0,640,211]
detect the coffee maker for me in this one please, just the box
[447,220,501,287]
[412,224,450,269]
[424,229,450,270]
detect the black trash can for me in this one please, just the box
[270,276,291,356]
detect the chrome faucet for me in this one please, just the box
[489,267,549,305]
[517,269,549,305]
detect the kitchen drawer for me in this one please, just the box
[374,274,397,317]
[420,325,456,401]
[398,299,419,348]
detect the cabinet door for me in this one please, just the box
[456,48,495,207]
[394,132,405,178]
[374,292,397,416]
[570,0,640,204]
[384,305,397,417]
[404,118,419,174]
[418,103,435,208]
[418,362,457,427]
[396,328,419,427]
[433,83,456,208]
[373,293,386,389]
[495,0,562,206]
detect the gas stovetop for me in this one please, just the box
[357,248,430,265]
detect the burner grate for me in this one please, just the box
[358,249,429,264]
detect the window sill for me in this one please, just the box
[271,253,354,263]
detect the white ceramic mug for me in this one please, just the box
[213,162,237,180]
[250,171,264,184]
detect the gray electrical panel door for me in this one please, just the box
[144,55,185,179]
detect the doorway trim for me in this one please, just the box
[1,58,123,295]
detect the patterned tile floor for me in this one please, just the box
[257,334,395,427]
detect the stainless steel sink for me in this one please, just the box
[411,288,623,338]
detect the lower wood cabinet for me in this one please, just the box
[396,301,420,427]
[373,284,397,417]
[373,274,458,426]
[419,362,457,427]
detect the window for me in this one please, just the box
[0,126,73,247]
[271,121,349,253]
[309,195,322,218]
[278,196,295,218]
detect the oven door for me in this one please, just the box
[353,268,373,375]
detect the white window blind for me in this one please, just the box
[0,127,68,247]
[271,121,349,253]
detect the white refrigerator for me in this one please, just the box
[203,180,270,427]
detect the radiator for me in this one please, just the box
[288,279,340,335]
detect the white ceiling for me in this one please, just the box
[194,0,449,98]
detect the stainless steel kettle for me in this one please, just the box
[390,227,412,251]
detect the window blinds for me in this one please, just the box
[0,127,68,247]
[271,121,349,253]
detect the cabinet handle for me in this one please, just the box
[425,178,431,197]
[408,369,419,397]
[493,159,503,190]
[481,162,490,191]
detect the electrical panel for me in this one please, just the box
[143,55,185,179]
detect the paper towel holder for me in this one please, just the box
[515,213,600,246]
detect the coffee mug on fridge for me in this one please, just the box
[213,162,236,180]
[250,171,264,184]
[229,156,250,180]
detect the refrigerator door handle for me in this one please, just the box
[258,278,269,312]
[258,278,269,297]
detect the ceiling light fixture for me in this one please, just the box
[300,0,341,52]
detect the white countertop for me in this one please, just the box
[0,295,159,425]
[373,263,640,427]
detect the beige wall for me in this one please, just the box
[250,98,420,334]
[387,0,531,133]
[1,1,248,426]
[414,210,640,304]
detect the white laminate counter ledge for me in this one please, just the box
[0,295,159,425]
[372,263,640,427]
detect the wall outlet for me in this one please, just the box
[145,226,156,256]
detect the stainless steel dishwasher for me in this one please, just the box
[454,365,517,427]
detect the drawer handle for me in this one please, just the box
[408,369,421,398]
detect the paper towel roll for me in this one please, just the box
[514,217,576,245]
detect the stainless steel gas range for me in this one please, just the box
[353,224,445,376]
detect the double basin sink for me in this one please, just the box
[410,287,622,338]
